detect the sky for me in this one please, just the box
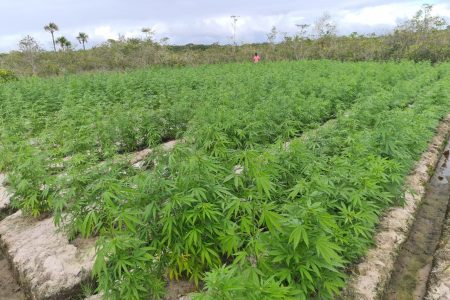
[0,0,450,52]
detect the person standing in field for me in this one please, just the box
[253,52,261,63]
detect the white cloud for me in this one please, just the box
[0,34,23,50]
[93,26,117,40]
[90,23,171,42]
[167,13,306,44]
[434,3,450,18]
[338,2,450,29]
[340,3,418,26]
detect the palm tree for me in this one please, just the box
[76,32,89,50]
[65,40,72,51]
[56,36,71,51]
[44,22,59,52]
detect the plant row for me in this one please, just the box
[0,61,448,299]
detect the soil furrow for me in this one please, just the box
[383,139,450,300]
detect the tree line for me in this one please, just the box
[0,4,449,77]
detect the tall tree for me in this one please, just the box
[313,12,336,38]
[294,24,310,59]
[56,36,71,51]
[388,4,448,59]
[230,15,240,53]
[44,22,59,52]
[76,32,89,50]
[402,4,447,33]
[267,26,278,51]
[313,12,337,52]
[18,35,41,75]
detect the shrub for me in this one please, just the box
[0,69,18,83]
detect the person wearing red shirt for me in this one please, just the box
[253,52,261,63]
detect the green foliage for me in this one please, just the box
[0,60,449,299]
[191,265,295,300]
[93,234,165,300]
[0,69,18,83]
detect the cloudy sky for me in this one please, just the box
[1,0,449,52]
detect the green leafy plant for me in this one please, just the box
[0,60,449,299]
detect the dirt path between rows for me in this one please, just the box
[0,250,26,300]
[383,145,450,299]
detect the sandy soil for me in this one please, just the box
[0,250,25,300]
[425,152,450,299]
[383,144,450,300]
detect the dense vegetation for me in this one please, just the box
[1,4,449,77]
[1,60,450,299]
[0,69,17,83]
